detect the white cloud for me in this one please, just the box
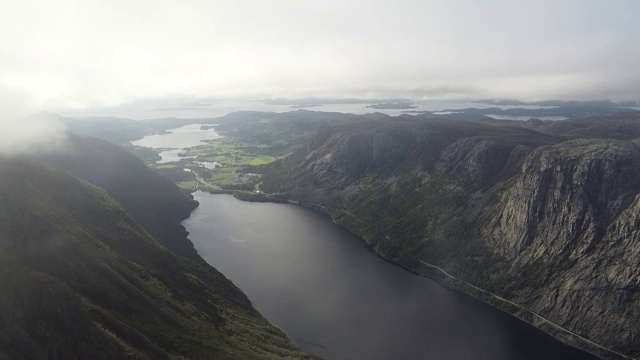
[1,0,639,111]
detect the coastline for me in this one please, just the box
[207,189,632,360]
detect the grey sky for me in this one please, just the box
[1,0,640,112]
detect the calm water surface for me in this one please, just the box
[183,192,599,360]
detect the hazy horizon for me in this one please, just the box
[2,1,640,112]
[2,0,640,149]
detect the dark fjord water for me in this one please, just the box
[183,192,599,360]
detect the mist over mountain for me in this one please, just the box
[0,99,66,155]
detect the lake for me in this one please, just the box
[183,192,599,360]
[130,123,221,163]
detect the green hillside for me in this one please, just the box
[0,156,311,359]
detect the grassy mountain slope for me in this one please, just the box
[0,157,311,359]
[33,134,200,259]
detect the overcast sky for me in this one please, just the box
[1,0,640,111]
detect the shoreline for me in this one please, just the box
[199,189,632,360]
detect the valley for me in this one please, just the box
[120,111,347,193]
[120,109,640,359]
[5,3,640,359]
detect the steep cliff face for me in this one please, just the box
[487,139,640,259]
[261,118,565,277]
[260,114,640,359]
[483,139,640,356]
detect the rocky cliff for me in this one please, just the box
[483,139,640,356]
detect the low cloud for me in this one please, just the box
[0,88,66,154]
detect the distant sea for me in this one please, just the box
[57,99,559,120]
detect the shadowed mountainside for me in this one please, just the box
[33,134,200,259]
[0,153,312,359]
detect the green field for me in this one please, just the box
[209,167,238,185]
[177,180,197,190]
[143,139,277,190]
